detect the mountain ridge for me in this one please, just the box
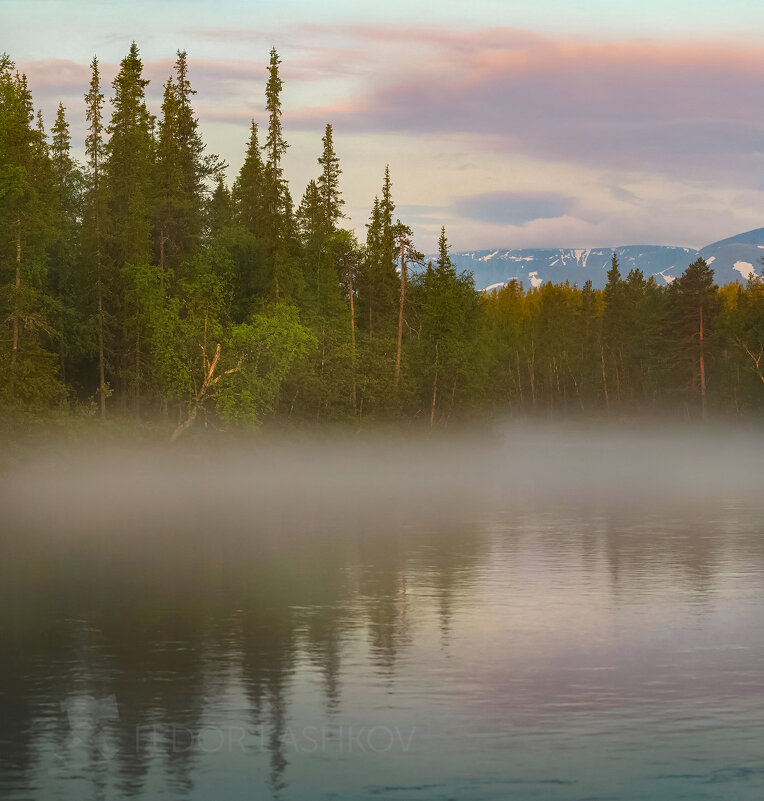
[425,227,764,291]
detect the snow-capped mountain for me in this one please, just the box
[427,227,764,291]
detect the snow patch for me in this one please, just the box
[482,282,507,293]
[528,271,543,288]
[479,250,500,262]
[572,249,588,265]
[705,256,715,264]
[657,270,675,285]
[733,261,755,279]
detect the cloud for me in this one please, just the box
[28,28,764,183]
[20,58,91,98]
[453,191,574,225]
[275,26,764,180]
[15,25,764,251]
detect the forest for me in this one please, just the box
[1,44,763,438]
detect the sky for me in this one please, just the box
[5,0,764,252]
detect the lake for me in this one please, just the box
[1,428,763,800]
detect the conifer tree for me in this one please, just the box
[50,103,72,182]
[435,226,455,276]
[578,279,600,408]
[603,251,627,403]
[104,42,159,413]
[232,120,266,234]
[296,178,331,310]
[297,179,323,253]
[261,47,292,298]
[358,168,399,339]
[391,220,422,388]
[105,41,155,267]
[360,196,382,337]
[381,165,394,250]
[264,48,288,190]
[83,56,108,415]
[155,74,180,275]
[48,102,83,385]
[413,228,480,424]
[317,123,343,233]
[207,174,232,237]
[0,56,62,408]
[670,257,718,417]
[155,51,221,274]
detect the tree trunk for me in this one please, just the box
[699,304,706,419]
[528,341,536,410]
[600,345,610,415]
[395,241,405,387]
[430,343,439,428]
[135,330,141,419]
[348,262,357,415]
[170,341,241,442]
[159,228,167,291]
[97,244,106,418]
[11,217,21,369]
[515,349,524,409]
[170,404,198,442]
[94,144,107,418]
[739,342,764,385]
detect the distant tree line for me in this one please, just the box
[1,45,762,435]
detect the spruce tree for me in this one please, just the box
[83,55,109,415]
[207,174,232,237]
[391,220,422,388]
[105,41,155,267]
[0,56,62,408]
[358,168,399,339]
[105,42,156,411]
[155,74,180,275]
[412,227,480,424]
[381,165,394,250]
[261,47,293,298]
[603,251,627,404]
[670,257,718,417]
[156,51,221,274]
[317,123,343,233]
[297,180,322,253]
[435,226,455,277]
[232,120,266,234]
[360,196,382,337]
[48,102,83,385]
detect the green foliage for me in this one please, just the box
[155,51,223,273]
[317,124,344,233]
[232,121,266,235]
[105,41,155,267]
[216,303,314,424]
[1,43,762,431]
[0,54,64,409]
[409,229,483,422]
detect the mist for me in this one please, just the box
[3,425,763,543]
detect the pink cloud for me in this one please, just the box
[18,27,764,188]
[262,26,764,179]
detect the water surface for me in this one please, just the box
[1,430,763,800]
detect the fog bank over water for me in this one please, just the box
[2,425,764,801]
[3,426,763,538]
